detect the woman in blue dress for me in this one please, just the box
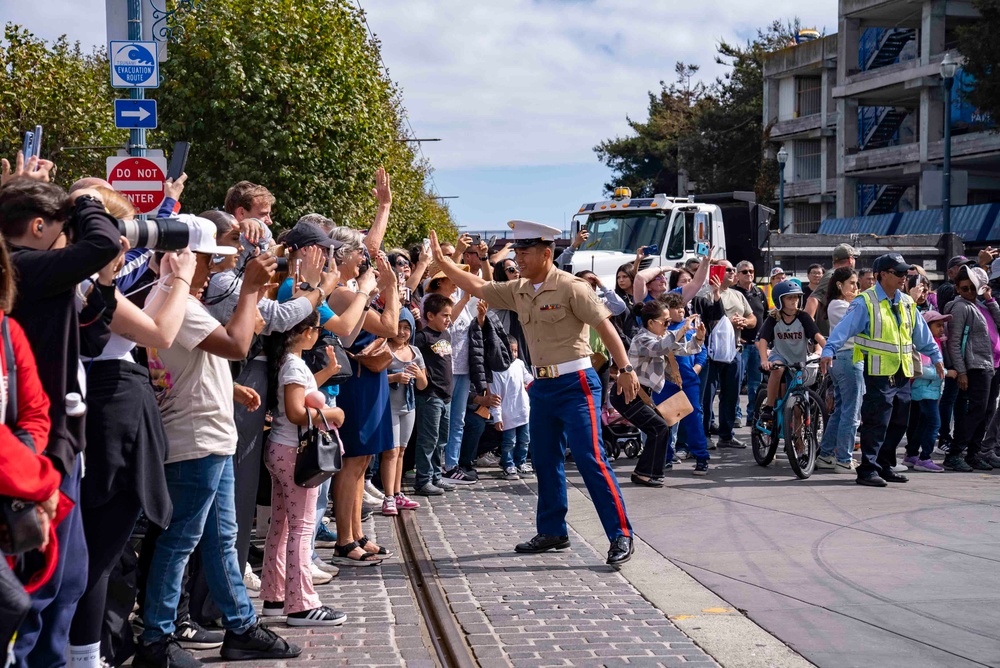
[327,227,400,565]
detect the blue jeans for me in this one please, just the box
[738,345,762,421]
[819,355,865,463]
[907,399,941,460]
[415,394,450,489]
[14,456,88,668]
[142,455,255,642]
[458,406,488,470]
[446,374,470,469]
[311,477,332,560]
[500,424,530,469]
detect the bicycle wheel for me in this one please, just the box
[751,388,779,466]
[784,391,819,479]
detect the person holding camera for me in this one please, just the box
[136,219,301,667]
[0,166,122,668]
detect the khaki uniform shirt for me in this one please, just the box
[480,265,611,367]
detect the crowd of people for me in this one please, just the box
[1,145,999,668]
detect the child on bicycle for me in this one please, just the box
[756,280,826,425]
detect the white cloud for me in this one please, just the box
[6,0,838,172]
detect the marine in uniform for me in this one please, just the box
[821,253,944,487]
[428,222,638,567]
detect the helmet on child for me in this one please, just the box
[771,280,803,306]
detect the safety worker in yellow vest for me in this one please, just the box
[820,253,944,487]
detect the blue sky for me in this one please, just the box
[5,0,838,234]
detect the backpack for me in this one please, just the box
[707,315,737,363]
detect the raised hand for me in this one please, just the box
[243,253,277,292]
[165,248,197,283]
[1,151,55,186]
[372,166,392,208]
[164,173,187,202]
[300,245,324,286]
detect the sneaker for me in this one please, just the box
[133,636,202,668]
[890,463,908,473]
[816,454,836,470]
[677,449,693,460]
[718,437,746,449]
[310,562,333,585]
[443,467,477,485]
[415,483,444,496]
[315,524,338,548]
[943,455,973,472]
[709,422,719,435]
[502,466,520,480]
[362,490,384,506]
[757,405,775,426]
[312,556,339,575]
[833,460,856,474]
[475,452,501,468]
[435,478,457,491]
[517,462,534,476]
[981,451,1000,468]
[936,438,952,456]
[706,439,717,451]
[902,455,920,469]
[381,496,398,516]
[395,492,421,510]
[176,619,224,650]
[364,480,385,500]
[220,621,301,661]
[914,458,945,472]
[261,600,285,617]
[242,564,260,598]
[693,460,709,476]
[970,456,994,471]
[360,504,376,520]
[733,417,743,428]
[286,606,347,627]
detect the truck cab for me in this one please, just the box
[564,187,727,285]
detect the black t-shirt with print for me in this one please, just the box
[415,327,453,400]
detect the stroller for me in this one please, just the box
[601,404,642,461]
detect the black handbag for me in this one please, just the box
[0,317,45,556]
[293,408,342,488]
[301,332,352,387]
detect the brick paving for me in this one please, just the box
[419,473,720,668]
[197,473,718,667]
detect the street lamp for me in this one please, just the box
[776,145,788,232]
[940,52,959,236]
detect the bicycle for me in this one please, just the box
[750,355,825,479]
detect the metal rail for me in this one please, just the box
[395,510,478,668]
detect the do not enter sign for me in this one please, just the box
[106,156,167,215]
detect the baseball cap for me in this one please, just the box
[965,266,990,295]
[178,214,237,256]
[947,255,977,269]
[872,253,912,274]
[922,310,952,325]
[769,266,785,278]
[990,258,1000,281]
[833,244,859,262]
[283,221,342,251]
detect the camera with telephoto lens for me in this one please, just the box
[116,216,191,251]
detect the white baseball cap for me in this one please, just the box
[177,214,237,255]
[989,257,1000,282]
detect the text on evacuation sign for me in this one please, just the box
[114,99,157,129]
[109,41,159,88]
[106,156,167,215]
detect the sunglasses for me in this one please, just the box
[395,260,410,268]
[740,269,754,275]
[505,266,519,274]
[957,283,976,293]
[887,269,908,277]
[724,267,736,273]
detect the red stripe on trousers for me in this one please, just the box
[577,370,630,538]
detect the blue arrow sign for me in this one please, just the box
[114,99,157,129]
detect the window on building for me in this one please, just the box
[796,76,822,117]
[793,203,822,234]
[794,139,822,180]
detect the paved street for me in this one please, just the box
[569,423,1000,668]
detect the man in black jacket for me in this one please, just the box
[0,174,121,667]
[453,299,513,481]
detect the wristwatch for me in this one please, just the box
[622,364,636,374]
[298,282,315,292]
[479,256,489,261]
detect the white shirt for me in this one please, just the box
[270,354,317,445]
[449,290,478,375]
[489,359,533,430]
[157,296,236,464]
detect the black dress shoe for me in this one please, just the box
[856,473,888,487]
[881,470,908,483]
[606,536,634,568]
[630,473,664,488]
[514,534,570,553]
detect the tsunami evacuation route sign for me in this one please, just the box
[109,41,159,88]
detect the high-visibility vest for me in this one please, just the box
[852,288,917,377]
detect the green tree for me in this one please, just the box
[595,21,799,201]
[957,0,1000,128]
[157,0,454,244]
[0,25,121,186]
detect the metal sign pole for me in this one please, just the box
[128,0,146,160]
